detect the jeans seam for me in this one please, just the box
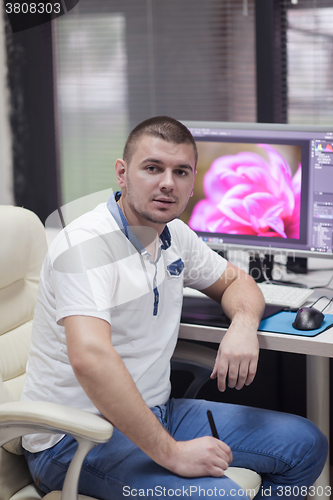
[232,446,294,467]
[50,458,70,470]
[155,405,167,426]
[81,462,126,485]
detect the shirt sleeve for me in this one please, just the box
[49,226,118,326]
[52,267,115,326]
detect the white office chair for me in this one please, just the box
[0,205,112,500]
[0,205,261,500]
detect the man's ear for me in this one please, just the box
[115,159,127,188]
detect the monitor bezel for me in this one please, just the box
[181,120,333,260]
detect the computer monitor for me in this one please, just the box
[180,121,333,261]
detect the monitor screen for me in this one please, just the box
[180,121,333,259]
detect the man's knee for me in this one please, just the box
[289,416,328,481]
[299,417,327,453]
[306,421,328,469]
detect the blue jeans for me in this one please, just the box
[25,399,328,500]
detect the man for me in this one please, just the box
[22,117,327,498]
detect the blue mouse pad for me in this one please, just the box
[259,312,333,337]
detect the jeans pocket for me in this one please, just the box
[166,258,184,277]
[25,436,77,493]
[25,447,54,487]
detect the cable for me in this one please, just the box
[258,255,308,287]
[307,268,333,273]
[266,258,333,290]
[321,298,333,313]
[310,273,333,290]
[258,253,271,283]
[310,296,332,312]
[275,262,333,273]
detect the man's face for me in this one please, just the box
[118,135,196,228]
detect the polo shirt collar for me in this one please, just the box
[106,191,171,253]
[160,225,171,250]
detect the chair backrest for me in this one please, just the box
[0,206,48,500]
[171,340,216,398]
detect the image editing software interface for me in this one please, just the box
[181,121,333,259]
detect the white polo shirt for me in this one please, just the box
[21,193,227,452]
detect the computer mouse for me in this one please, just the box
[292,307,324,331]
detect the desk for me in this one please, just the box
[180,285,333,498]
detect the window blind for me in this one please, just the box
[286,0,333,125]
[53,0,257,205]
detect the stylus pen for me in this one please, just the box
[207,410,219,440]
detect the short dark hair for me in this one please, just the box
[123,116,198,166]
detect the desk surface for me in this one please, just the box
[179,321,333,357]
[181,258,333,358]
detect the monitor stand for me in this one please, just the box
[286,256,308,274]
[248,254,308,284]
[249,254,274,283]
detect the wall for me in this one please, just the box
[0,2,13,205]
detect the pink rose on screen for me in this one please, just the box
[189,144,301,238]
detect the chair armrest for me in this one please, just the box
[0,401,113,446]
[0,402,113,500]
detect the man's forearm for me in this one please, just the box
[209,266,264,391]
[65,315,233,477]
[69,333,175,468]
[220,267,265,327]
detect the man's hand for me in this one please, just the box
[165,437,233,478]
[201,263,264,392]
[210,321,259,392]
